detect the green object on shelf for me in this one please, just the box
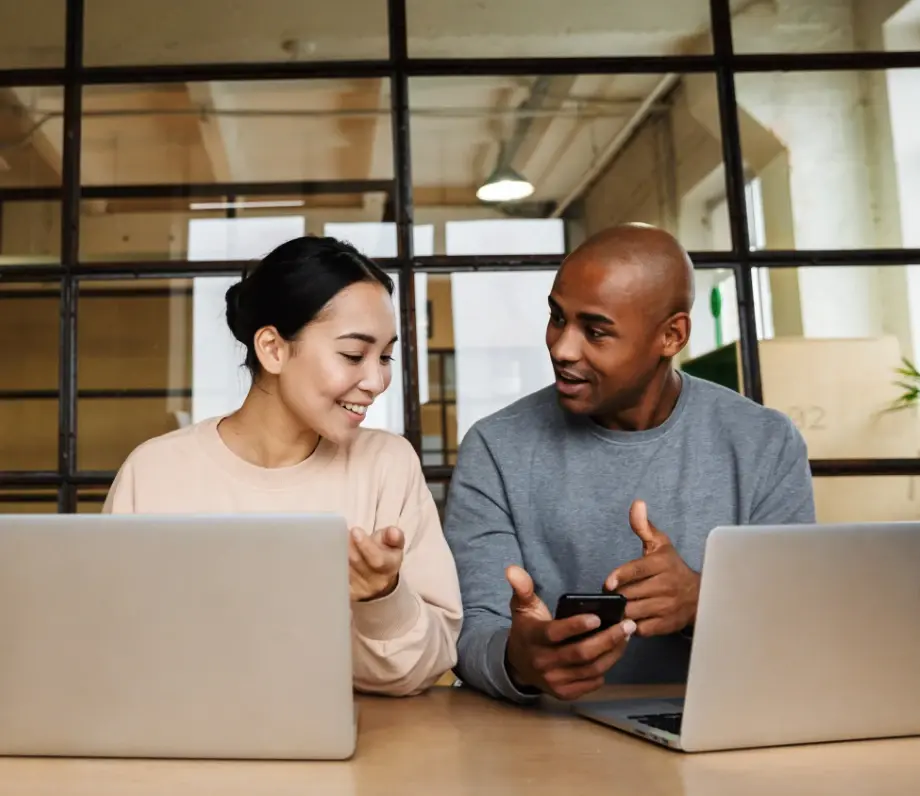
[710,285,723,347]
[682,343,740,393]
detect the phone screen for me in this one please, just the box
[554,593,627,642]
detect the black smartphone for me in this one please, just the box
[553,593,627,644]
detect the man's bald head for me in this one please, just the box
[545,223,694,423]
[565,223,695,321]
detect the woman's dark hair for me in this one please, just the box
[225,235,394,377]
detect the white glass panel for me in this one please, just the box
[445,219,564,442]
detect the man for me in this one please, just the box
[442,223,815,705]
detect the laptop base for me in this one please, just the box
[574,698,685,751]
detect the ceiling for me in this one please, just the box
[0,72,684,210]
[0,0,719,215]
[0,0,910,218]
[0,0,715,67]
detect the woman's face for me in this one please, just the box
[258,281,398,444]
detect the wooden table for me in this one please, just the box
[0,685,918,795]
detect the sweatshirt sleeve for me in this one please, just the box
[751,418,816,525]
[350,438,463,697]
[442,427,540,705]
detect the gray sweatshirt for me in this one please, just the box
[443,372,815,703]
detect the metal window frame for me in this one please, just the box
[1,0,919,508]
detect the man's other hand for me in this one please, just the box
[606,500,701,637]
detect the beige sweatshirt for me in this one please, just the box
[103,418,462,697]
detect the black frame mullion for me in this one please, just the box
[9,50,920,90]
[0,180,392,203]
[388,0,422,454]
[0,252,733,280]
[12,249,920,280]
[2,0,918,501]
[710,0,761,404]
[56,0,84,513]
[0,472,63,487]
[77,61,392,85]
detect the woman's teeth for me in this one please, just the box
[338,401,367,415]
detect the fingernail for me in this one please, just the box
[585,615,601,630]
[622,619,637,637]
[606,577,618,591]
[351,528,365,542]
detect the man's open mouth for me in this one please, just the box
[556,371,588,385]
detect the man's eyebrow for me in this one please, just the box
[549,296,614,326]
[577,311,615,326]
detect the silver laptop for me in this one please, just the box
[0,513,356,760]
[574,522,920,752]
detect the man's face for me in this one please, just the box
[544,254,675,419]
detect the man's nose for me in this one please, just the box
[550,326,582,365]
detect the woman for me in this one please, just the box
[104,235,462,697]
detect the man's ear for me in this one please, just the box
[661,312,691,358]
[253,326,288,375]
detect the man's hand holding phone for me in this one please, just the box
[503,565,637,701]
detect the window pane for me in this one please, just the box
[0,87,64,188]
[421,402,457,466]
[410,74,727,255]
[0,201,60,265]
[84,0,388,65]
[418,270,554,447]
[732,0,920,54]
[0,284,60,471]
[407,0,713,57]
[750,265,920,463]
[427,352,444,402]
[735,68,920,250]
[78,489,108,514]
[421,278,455,464]
[79,192,390,265]
[79,396,192,472]
[426,480,450,522]
[76,280,189,473]
[0,1,64,68]
[81,80,392,186]
[678,267,743,391]
[77,280,191,471]
[0,489,59,514]
[813,476,920,524]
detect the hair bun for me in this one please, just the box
[225,279,251,345]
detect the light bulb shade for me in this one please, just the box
[476,166,534,203]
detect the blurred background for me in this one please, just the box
[3,0,920,521]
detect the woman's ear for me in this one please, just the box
[253,326,287,375]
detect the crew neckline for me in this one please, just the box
[194,416,337,490]
[577,371,694,446]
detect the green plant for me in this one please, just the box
[888,357,920,412]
